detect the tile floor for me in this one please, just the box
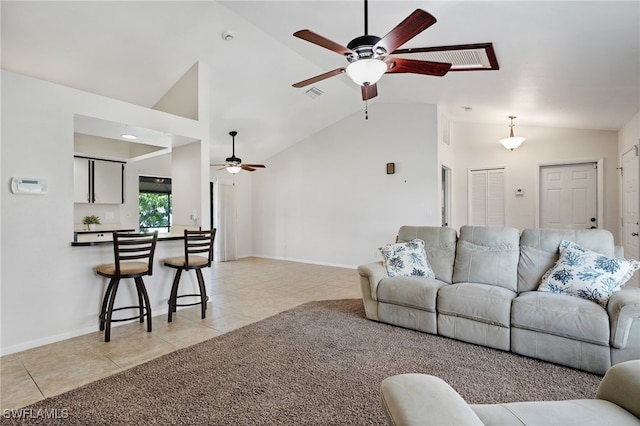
[1,257,362,410]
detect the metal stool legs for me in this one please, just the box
[167,268,209,322]
[98,277,153,342]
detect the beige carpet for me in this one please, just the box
[8,299,601,425]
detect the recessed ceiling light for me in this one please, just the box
[121,133,138,140]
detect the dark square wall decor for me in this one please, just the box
[386,163,395,174]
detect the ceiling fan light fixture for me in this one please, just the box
[226,165,242,174]
[345,59,387,86]
[499,116,526,151]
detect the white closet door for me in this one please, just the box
[468,168,505,227]
[487,169,505,226]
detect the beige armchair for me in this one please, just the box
[380,360,640,426]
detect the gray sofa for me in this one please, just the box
[358,225,640,375]
[380,359,640,426]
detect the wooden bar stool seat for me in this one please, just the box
[164,229,216,322]
[96,231,158,342]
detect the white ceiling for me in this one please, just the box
[2,1,638,164]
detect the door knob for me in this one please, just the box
[633,232,639,237]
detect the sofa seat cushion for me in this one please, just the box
[377,277,448,312]
[512,291,610,346]
[437,283,516,328]
[472,400,640,426]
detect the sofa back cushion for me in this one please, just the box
[518,228,616,293]
[452,226,520,291]
[397,226,457,284]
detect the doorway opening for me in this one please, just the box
[441,166,451,227]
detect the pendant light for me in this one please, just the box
[499,116,526,151]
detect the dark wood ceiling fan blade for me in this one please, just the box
[243,164,266,168]
[293,30,353,56]
[241,165,256,172]
[292,68,346,88]
[386,58,451,76]
[361,84,378,100]
[373,9,437,55]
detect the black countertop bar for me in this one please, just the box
[71,231,184,246]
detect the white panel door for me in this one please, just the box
[621,146,639,269]
[540,163,597,229]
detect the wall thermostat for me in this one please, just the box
[11,177,48,194]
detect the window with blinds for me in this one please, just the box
[468,168,505,226]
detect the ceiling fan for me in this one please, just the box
[292,0,498,101]
[211,131,265,174]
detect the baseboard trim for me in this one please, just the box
[247,255,357,270]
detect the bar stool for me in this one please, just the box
[163,229,216,322]
[96,231,158,342]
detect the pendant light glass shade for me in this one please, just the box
[345,59,388,86]
[500,116,526,150]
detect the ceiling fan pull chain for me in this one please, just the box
[365,99,369,120]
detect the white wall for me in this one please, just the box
[172,141,205,227]
[1,71,207,354]
[450,122,620,240]
[619,112,639,152]
[252,102,440,268]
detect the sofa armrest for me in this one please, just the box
[357,261,387,302]
[608,286,640,349]
[380,374,484,426]
[595,360,640,418]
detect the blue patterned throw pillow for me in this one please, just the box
[538,240,640,306]
[379,239,435,278]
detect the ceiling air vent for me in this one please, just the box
[389,43,499,71]
[305,87,324,99]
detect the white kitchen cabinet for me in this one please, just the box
[73,157,91,203]
[74,156,124,204]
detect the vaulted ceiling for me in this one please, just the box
[2,1,638,164]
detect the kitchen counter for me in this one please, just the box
[71,230,185,246]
